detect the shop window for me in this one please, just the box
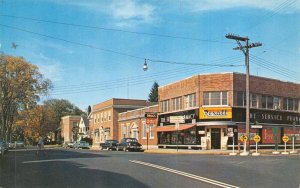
[142,123,147,138]
[251,94,258,108]
[149,125,154,138]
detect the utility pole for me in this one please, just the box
[225,34,262,154]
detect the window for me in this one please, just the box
[142,123,147,138]
[251,94,258,108]
[172,97,182,111]
[273,96,281,110]
[283,98,299,111]
[122,125,127,138]
[149,125,154,138]
[203,91,228,106]
[108,111,111,121]
[262,95,274,109]
[184,93,196,109]
[161,100,170,112]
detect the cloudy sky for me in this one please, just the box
[0,0,299,110]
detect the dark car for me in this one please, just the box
[0,141,8,156]
[73,141,90,149]
[14,141,25,149]
[117,138,143,152]
[100,140,119,150]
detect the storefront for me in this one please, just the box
[197,107,234,150]
[157,109,203,149]
[232,107,300,148]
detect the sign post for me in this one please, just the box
[290,122,297,154]
[272,127,280,155]
[281,135,289,155]
[240,135,249,156]
[145,112,157,151]
[252,135,261,156]
[228,128,236,156]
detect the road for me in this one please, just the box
[0,148,299,188]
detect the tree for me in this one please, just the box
[148,81,159,102]
[0,55,51,141]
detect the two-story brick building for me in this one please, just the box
[118,105,158,149]
[158,72,300,150]
[90,98,149,149]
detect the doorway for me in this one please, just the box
[211,128,221,149]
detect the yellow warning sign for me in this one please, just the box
[253,135,261,143]
[240,135,248,142]
[282,136,289,143]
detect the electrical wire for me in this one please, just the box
[0,14,228,44]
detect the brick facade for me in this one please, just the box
[158,72,300,150]
[118,105,159,149]
[60,116,81,143]
[90,98,149,149]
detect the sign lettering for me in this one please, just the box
[200,107,232,119]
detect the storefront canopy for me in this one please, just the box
[156,124,195,132]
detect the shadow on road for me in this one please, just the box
[0,149,149,188]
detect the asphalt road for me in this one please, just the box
[0,148,299,188]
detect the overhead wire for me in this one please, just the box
[0,14,228,44]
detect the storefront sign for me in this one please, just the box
[233,108,300,125]
[200,107,232,119]
[145,112,157,124]
[251,125,263,129]
[170,116,185,123]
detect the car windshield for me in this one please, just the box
[125,138,138,142]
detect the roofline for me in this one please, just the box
[118,104,159,115]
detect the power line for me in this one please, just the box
[0,23,242,67]
[52,56,243,90]
[0,14,228,44]
[51,60,243,95]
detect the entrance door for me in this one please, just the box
[211,128,221,149]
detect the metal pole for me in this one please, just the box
[147,132,149,150]
[233,135,235,153]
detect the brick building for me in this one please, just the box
[90,98,149,149]
[118,105,158,149]
[60,115,81,143]
[158,72,300,150]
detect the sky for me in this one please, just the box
[0,0,299,111]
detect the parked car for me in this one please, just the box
[63,141,74,148]
[14,141,25,149]
[73,141,90,149]
[100,140,118,150]
[117,138,143,152]
[8,142,15,149]
[0,141,8,156]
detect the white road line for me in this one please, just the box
[22,159,69,164]
[130,160,240,188]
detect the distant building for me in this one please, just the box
[78,116,89,140]
[90,98,149,149]
[118,105,158,149]
[60,115,81,143]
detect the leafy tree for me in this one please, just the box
[0,55,51,141]
[43,99,84,130]
[148,81,159,102]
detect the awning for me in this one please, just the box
[156,124,196,132]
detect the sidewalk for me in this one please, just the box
[143,148,300,156]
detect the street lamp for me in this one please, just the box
[143,59,148,71]
[225,34,262,154]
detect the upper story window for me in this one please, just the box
[172,97,182,111]
[237,92,258,108]
[203,91,228,106]
[108,111,111,121]
[262,95,282,110]
[161,100,170,112]
[283,98,299,111]
[184,93,196,109]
